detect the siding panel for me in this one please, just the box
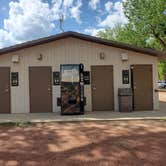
[0,37,159,113]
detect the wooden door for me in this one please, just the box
[29,67,52,113]
[131,65,153,110]
[0,67,10,113]
[91,66,114,111]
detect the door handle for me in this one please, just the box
[92,86,96,90]
[0,89,9,95]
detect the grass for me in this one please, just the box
[0,119,166,127]
[160,118,166,121]
[159,89,166,92]
[0,121,33,127]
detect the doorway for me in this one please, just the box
[0,67,10,113]
[91,65,114,111]
[131,65,153,110]
[29,67,52,113]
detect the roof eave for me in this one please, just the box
[0,31,165,58]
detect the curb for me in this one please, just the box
[0,117,166,124]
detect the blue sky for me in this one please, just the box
[0,0,127,48]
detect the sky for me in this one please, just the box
[0,0,128,48]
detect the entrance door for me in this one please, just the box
[29,67,52,113]
[0,67,10,113]
[131,65,153,110]
[91,66,114,111]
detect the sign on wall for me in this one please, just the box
[53,72,60,85]
[122,70,129,84]
[83,71,90,85]
[11,72,19,86]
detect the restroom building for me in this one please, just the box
[0,31,165,114]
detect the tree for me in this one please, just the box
[123,0,166,51]
[98,0,166,80]
[158,61,166,80]
[97,23,149,48]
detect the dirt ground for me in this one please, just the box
[159,91,166,102]
[0,120,166,166]
[0,92,165,166]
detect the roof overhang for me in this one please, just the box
[0,31,165,59]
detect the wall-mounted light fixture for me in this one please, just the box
[99,52,106,60]
[12,55,20,63]
[121,53,128,61]
[37,53,43,60]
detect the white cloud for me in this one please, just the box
[51,0,63,20]
[51,0,82,22]
[99,1,128,28]
[0,0,83,48]
[0,0,55,48]
[105,1,113,13]
[84,28,104,36]
[89,0,100,10]
[70,0,82,23]
[63,0,74,7]
[4,0,55,41]
[0,29,17,48]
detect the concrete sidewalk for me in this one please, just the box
[0,109,165,123]
[0,94,165,123]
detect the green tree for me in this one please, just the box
[98,23,149,48]
[123,0,166,51]
[98,0,166,80]
[158,61,166,80]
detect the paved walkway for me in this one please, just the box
[0,105,165,123]
[0,92,165,123]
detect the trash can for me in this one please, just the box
[118,88,133,112]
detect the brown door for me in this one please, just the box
[131,65,153,110]
[91,66,114,111]
[0,67,10,113]
[29,67,52,113]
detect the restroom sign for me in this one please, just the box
[122,70,129,84]
[53,72,60,85]
[11,72,19,86]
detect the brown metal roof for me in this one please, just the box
[0,31,165,58]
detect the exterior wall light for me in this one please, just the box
[121,53,128,61]
[12,55,20,63]
[37,53,43,60]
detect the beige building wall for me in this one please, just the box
[0,37,159,113]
